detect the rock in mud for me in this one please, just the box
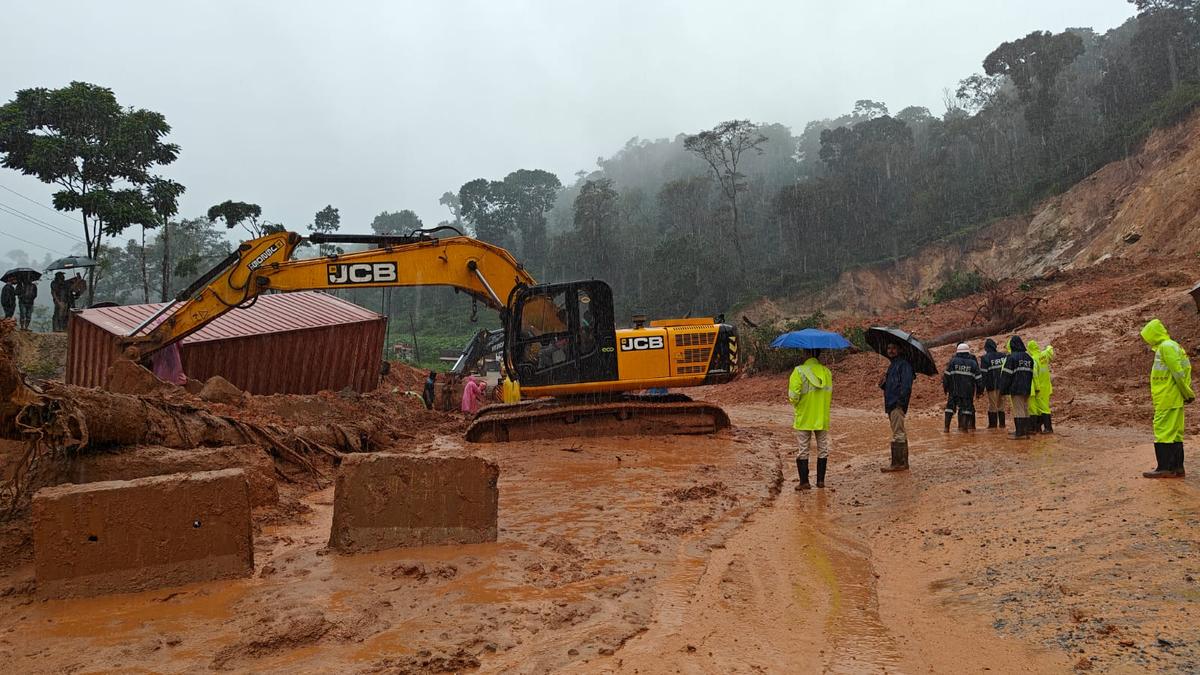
[103,359,171,396]
[200,376,244,404]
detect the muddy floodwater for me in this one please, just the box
[1,404,1197,673]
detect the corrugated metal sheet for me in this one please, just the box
[66,291,388,394]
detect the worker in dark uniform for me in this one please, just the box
[999,336,1036,440]
[943,342,983,432]
[880,342,914,472]
[1,282,14,319]
[422,371,437,410]
[50,272,68,332]
[980,338,1008,429]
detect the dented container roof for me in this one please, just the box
[76,291,383,343]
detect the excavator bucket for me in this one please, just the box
[463,397,731,443]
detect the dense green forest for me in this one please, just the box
[3,2,1199,365]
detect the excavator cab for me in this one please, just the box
[507,280,618,388]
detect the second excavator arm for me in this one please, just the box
[121,230,536,358]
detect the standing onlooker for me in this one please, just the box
[942,342,983,432]
[0,282,14,320]
[1027,339,1055,434]
[999,336,1035,439]
[14,279,36,330]
[980,338,1008,429]
[422,371,437,410]
[50,272,68,332]
[880,342,914,472]
[1140,319,1194,478]
[788,348,833,490]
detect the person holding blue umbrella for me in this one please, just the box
[774,329,850,490]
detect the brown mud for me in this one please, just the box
[1,403,1196,672]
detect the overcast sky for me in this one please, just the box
[0,0,1136,260]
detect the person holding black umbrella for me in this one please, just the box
[880,342,914,471]
[15,278,36,330]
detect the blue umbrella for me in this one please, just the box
[770,328,852,350]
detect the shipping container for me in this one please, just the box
[66,292,387,394]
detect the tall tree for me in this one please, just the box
[207,200,281,237]
[0,81,180,302]
[438,191,464,230]
[572,178,620,281]
[500,169,561,271]
[309,204,341,255]
[684,120,768,281]
[984,30,1085,137]
[370,209,423,235]
[145,177,185,302]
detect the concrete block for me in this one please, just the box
[329,454,498,554]
[69,445,278,507]
[33,469,254,598]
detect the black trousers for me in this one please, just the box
[945,394,975,415]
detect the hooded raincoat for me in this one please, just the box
[1141,319,1194,442]
[789,356,832,431]
[1026,340,1054,415]
[999,336,1034,396]
[980,338,1006,391]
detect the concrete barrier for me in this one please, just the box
[69,445,278,507]
[329,454,499,554]
[33,469,254,598]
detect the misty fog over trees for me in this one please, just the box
[2,2,1198,359]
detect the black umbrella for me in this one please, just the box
[45,255,98,271]
[866,326,938,376]
[1,268,42,284]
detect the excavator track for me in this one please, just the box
[464,397,731,443]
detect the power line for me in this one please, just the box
[0,202,85,243]
[0,183,81,226]
[0,226,68,257]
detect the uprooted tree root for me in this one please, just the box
[0,320,374,516]
[926,275,1043,348]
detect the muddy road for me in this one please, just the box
[2,403,1197,673]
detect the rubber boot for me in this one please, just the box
[987,412,997,429]
[967,412,977,432]
[957,413,967,432]
[998,411,1006,429]
[1143,443,1173,478]
[1172,442,1186,477]
[1008,417,1024,440]
[944,411,953,433]
[816,457,827,488]
[881,441,909,472]
[796,458,811,490]
[1042,414,1053,434]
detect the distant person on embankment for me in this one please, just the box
[880,342,913,472]
[422,371,437,410]
[980,338,1008,429]
[999,336,1035,440]
[788,348,833,490]
[14,279,36,330]
[942,342,983,433]
[1140,319,1194,479]
[0,282,14,320]
[1027,339,1055,434]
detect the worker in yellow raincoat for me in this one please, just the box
[789,349,832,491]
[1026,339,1055,434]
[1141,319,1194,478]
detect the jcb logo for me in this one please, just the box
[247,243,280,271]
[328,262,398,285]
[620,336,664,351]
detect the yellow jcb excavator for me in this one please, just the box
[119,228,740,441]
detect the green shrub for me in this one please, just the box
[931,271,984,304]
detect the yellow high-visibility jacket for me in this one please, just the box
[1141,319,1194,410]
[788,357,832,431]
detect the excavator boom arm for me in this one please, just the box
[122,231,534,357]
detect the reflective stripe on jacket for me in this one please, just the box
[1141,318,1194,410]
[999,336,1034,396]
[942,352,983,399]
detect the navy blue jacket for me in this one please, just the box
[979,339,1007,391]
[881,356,915,414]
[943,352,983,399]
[999,336,1034,396]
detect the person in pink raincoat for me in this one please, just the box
[461,374,484,414]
